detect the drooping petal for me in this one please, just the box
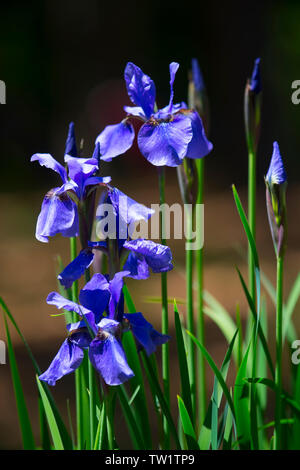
[167,62,180,112]
[79,273,110,318]
[124,312,170,356]
[266,141,287,185]
[108,187,155,227]
[123,239,173,273]
[58,249,94,289]
[89,334,134,385]
[123,251,150,280]
[39,338,84,386]
[250,58,262,94]
[124,62,156,119]
[138,113,193,167]
[31,153,67,183]
[108,271,130,318]
[47,291,91,316]
[35,188,79,242]
[182,110,213,159]
[64,122,78,157]
[96,121,135,162]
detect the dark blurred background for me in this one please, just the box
[1,0,300,449]
[1,0,300,191]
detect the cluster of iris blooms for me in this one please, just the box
[31,58,287,393]
[31,61,213,387]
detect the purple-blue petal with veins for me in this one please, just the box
[266,141,287,185]
[108,187,154,226]
[96,121,135,162]
[123,239,173,273]
[47,291,91,316]
[167,62,180,113]
[108,271,130,318]
[58,249,94,289]
[39,338,84,386]
[64,155,98,195]
[31,153,67,183]
[124,312,170,356]
[64,122,78,157]
[79,273,110,317]
[123,251,150,280]
[124,62,156,119]
[35,187,79,242]
[138,113,193,167]
[183,110,213,159]
[89,333,134,385]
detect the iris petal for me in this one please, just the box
[31,153,67,183]
[39,338,84,386]
[79,273,110,318]
[123,239,173,273]
[89,335,134,385]
[96,121,135,162]
[58,249,94,289]
[138,114,193,167]
[123,251,150,280]
[47,291,91,316]
[183,110,213,159]
[124,312,170,356]
[124,62,156,119]
[35,188,78,242]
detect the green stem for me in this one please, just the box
[195,157,206,425]
[275,255,284,449]
[70,237,82,450]
[186,204,196,418]
[248,149,256,306]
[85,267,96,449]
[158,167,170,448]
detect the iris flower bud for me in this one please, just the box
[265,142,287,257]
[244,58,262,153]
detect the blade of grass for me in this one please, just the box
[36,376,64,450]
[177,395,199,450]
[4,316,35,449]
[117,385,145,450]
[0,296,72,449]
[174,300,193,421]
[186,330,235,419]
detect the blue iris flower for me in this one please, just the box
[31,122,111,243]
[39,273,169,386]
[96,62,213,167]
[58,185,173,288]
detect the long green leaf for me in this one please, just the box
[234,342,251,449]
[4,316,35,449]
[141,351,181,450]
[36,376,64,450]
[0,296,72,449]
[177,395,199,450]
[174,300,193,420]
[123,285,152,448]
[117,386,145,450]
[186,330,235,419]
